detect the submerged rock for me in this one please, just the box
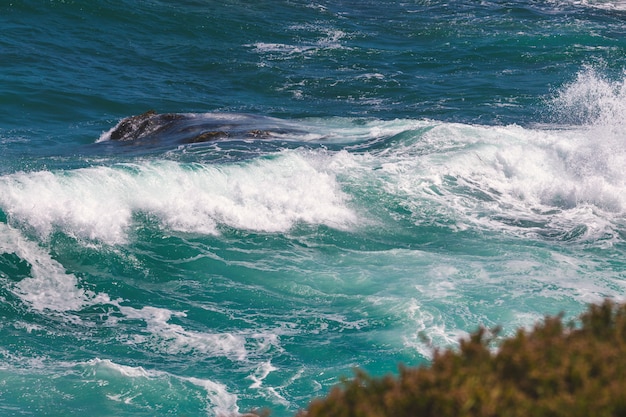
[108,110,183,141]
[102,110,289,145]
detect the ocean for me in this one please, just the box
[1,1,626,415]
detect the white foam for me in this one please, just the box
[187,376,240,416]
[365,115,626,244]
[85,358,240,416]
[250,42,316,55]
[248,360,278,389]
[246,361,291,407]
[400,297,467,359]
[88,358,155,379]
[0,224,256,364]
[0,347,52,371]
[118,305,250,361]
[576,0,626,11]
[249,25,349,58]
[0,167,134,244]
[0,225,280,367]
[0,223,108,312]
[0,153,357,244]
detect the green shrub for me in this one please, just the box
[296,300,626,417]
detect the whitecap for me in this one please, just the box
[0,154,358,245]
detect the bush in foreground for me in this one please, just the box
[296,300,626,417]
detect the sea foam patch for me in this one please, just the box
[118,305,251,361]
[0,225,282,365]
[360,118,626,245]
[81,359,240,416]
[0,224,279,366]
[0,223,109,312]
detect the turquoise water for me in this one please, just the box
[2,1,626,415]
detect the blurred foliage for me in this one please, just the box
[292,299,626,417]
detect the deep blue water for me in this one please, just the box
[2,1,626,416]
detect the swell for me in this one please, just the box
[3,84,626,249]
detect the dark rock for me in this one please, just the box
[187,131,229,143]
[108,110,186,142]
[103,111,300,146]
